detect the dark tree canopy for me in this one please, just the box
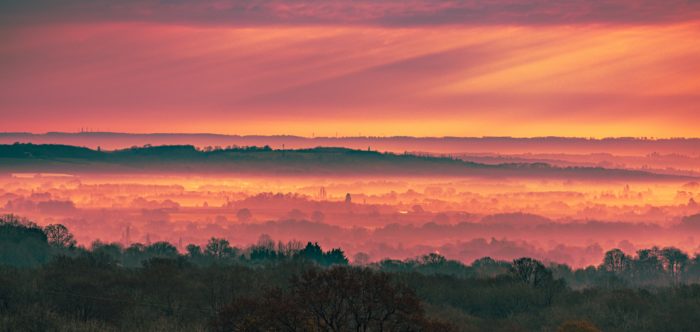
[0,215,700,331]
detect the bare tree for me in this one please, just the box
[602,248,630,274]
[511,257,553,287]
[44,224,77,249]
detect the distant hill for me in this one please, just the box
[1,132,699,156]
[0,143,693,181]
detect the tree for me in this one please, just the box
[298,242,323,262]
[292,267,426,331]
[421,253,447,265]
[661,247,689,285]
[186,244,202,257]
[123,243,147,267]
[205,238,235,259]
[325,248,349,266]
[473,256,510,278]
[139,257,192,316]
[633,247,664,283]
[510,257,553,287]
[0,214,49,267]
[145,241,178,258]
[91,241,123,264]
[602,249,630,274]
[256,234,275,250]
[43,224,76,249]
[212,266,447,331]
[297,242,348,266]
[0,214,38,228]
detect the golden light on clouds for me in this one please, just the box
[2,21,699,137]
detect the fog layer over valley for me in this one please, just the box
[2,171,698,268]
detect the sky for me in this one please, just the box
[1,0,700,137]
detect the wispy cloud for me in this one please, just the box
[2,22,700,136]
[2,0,700,27]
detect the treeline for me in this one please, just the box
[2,214,700,331]
[0,215,349,269]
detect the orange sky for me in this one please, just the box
[1,2,700,137]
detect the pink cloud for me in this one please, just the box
[2,0,700,27]
[1,23,699,137]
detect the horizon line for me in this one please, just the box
[2,131,700,141]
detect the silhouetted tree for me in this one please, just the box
[0,214,49,267]
[473,256,510,278]
[145,241,178,258]
[205,237,236,259]
[213,267,448,331]
[123,243,147,267]
[325,248,349,266]
[43,224,76,249]
[602,248,630,274]
[3,213,700,331]
[139,257,192,316]
[91,241,123,264]
[661,246,689,285]
[297,242,348,266]
[249,236,278,261]
[186,244,202,257]
[511,257,553,288]
[633,247,665,283]
[42,254,127,323]
[421,253,447,265]
[298,242,323,262]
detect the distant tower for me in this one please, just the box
[345,193,352,204]
[319,187,327,200]
[124,225,131,245]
